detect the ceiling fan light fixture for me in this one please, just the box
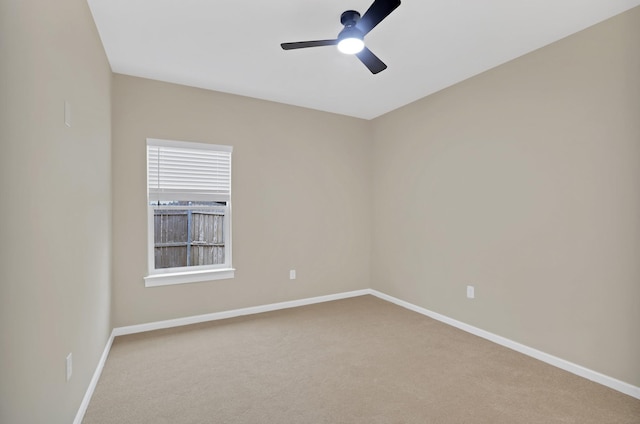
[280,0,402,73]
[337,28,364,54]
[337,37,365,54]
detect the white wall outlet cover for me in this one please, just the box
[289,270,296,280]
[64,101,71,127]
[467,285,475,299]
[66,353,73,381]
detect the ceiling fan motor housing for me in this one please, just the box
[338,10,364,49]
[340,10,361,27]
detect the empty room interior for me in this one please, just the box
[1,0,639,423]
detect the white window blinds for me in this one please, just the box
[147,138,232,202]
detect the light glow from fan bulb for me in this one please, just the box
[337,37,365,54]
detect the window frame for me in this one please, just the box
[144,138,234,287]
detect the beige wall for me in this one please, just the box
[371,7,640,386]
[0,0,112,422]
[111,75,371,327]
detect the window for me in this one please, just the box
[144,138,234,287]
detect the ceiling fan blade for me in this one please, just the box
[355,47,387,74]
[281,40,338,50]
[356,0,401,35]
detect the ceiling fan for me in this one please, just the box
[280,0,401,74]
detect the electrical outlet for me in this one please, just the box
[289,270,296,280]
[66,353,73,382]
[64,101,71,127]
[466,285,475,299]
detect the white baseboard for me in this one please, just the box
[75,287,639,423]
[369,289,640,400]
[73,331,115,424]
[112,289,371,336]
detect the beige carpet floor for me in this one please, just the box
[83,295,640,423]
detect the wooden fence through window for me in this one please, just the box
[154,210,224,269]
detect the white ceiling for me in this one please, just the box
[87,0,640,120]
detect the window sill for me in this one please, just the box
[144,268,235,287]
